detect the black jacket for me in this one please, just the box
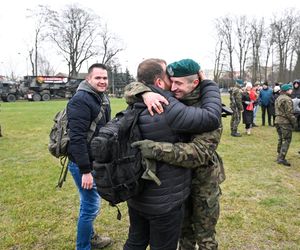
[128,85,221,215]
[67,81,111,174]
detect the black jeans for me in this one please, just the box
[124,205,184,250]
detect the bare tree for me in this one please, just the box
[215,16,235,83]
[46,4,101,77]
[271,9,297,82]
[38,54,55,75]
[213,39,224,83]
[250,18,264,83]
[98,24,124,67]
[235,15,251,81]
[260,24,274,82]
[292,18,300,79]
[28,49,35,76]
[27,5,50,75]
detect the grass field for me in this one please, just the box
[0,96,299,250]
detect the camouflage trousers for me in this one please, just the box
[178,164,222,250]
[230,109,241,133]
[275,124,293,160]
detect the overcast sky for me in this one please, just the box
[0,0,299,77]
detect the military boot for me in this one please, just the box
[91,234,112,249]
[277,159,291,167]
[231,132,242,137]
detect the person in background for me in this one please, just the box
[269,85,281,127]
[67,63,112,250]
[259,82,273,126]
[291,79,300,99]
[252,82,261,127]
[242,82,255,135]
[274,83,296,167]
[229,79,244,137]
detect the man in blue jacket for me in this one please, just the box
[67,63,112,250]
[259,82,273,126]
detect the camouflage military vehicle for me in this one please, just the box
[0,81,22,102]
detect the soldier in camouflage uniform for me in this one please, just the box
[274,83,296,167]
[125,59,224,250]
[229,80,244,137]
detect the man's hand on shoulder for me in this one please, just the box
[198,70,207,82]
[142,92,169,116]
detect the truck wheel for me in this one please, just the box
[42,93,51,101]
[7,94,16,102]
[33,93,41,101]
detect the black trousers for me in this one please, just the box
[261,105,272,125]
[124,205,184,250]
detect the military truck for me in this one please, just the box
[21,76,85,101]
[22,75,69,101]
[0,81,22,102]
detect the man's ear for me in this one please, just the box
[155,78,163,88]
[193,79,200,88]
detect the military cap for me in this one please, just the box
[167,59,200,77]
[235,79,244,85]
[280,83,293,91]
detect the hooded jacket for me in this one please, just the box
[67,80,111,174]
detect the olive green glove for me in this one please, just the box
[131,139,160,159]
[131,140,163,185]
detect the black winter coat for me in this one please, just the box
[128,85,222,215]
[67,81,111,174]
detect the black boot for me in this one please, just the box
[277,159,291,167]
[231,132,242,137]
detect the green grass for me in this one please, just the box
[0,96,300,250]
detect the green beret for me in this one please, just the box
[280,83,293,91]
[235,79,244,85]
[167,59,200,77]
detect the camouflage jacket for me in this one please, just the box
[274,94,296,127]
[124,81,225,184]
[229,86,243,111]
[124,82,152,104]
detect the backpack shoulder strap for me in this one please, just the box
[87,105,105,142]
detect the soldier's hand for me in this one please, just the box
[141,92,169,116]
[131,140,158,159]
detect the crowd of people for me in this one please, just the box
[229,79,300,167]
[1,58,298,249]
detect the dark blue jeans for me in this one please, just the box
[124,205,184,250]
[68,161,101,250]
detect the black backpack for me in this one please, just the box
[91,103,145,211]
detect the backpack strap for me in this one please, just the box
[56,155,68,188]
[56,106,104,189]
[87,105,105,142]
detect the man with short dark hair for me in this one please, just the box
[123,58,222,250]
[67,63,112,249]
